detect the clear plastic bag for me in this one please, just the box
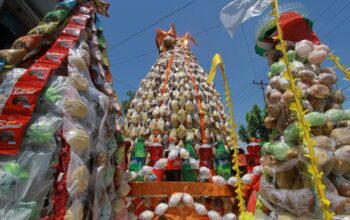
[64,86,89,119]
[0,68,26,113]
[64,199,84,220]
[25,114,62,148]
[37,75,68,114]
[66,151,89,197]
[63,117,91,156]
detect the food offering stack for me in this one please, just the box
[0,0,126,219]
[124,24,250,220]
[255,4,350,219]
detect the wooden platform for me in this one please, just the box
[128,182,236,197]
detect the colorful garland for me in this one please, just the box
[207,53,254,220]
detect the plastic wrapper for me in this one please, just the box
[63,117,90,154]
[305,112,327,127]
[12,34,43,51]
[182,193,194,207]
[331,127,350,147]
[326,192,350,215]
[38,76,68,112]
[28,22,59,35]
[139,166,153,177]
[0,201,37,220]
[319,73,337,86]
[189,158,200,169]
[69,72,89,91]
[117,181,131,197]
[295,40,314,59]
[66,152,89,196]
[154,158,168,169]
[0,162,28,196]
[335,145,350,164]
[43,9,69,23]
[227,177,237,186]
[308,50,327,64]
[0,68,26,113]
[270,61,286,75]
[155,203,169,216]
[298,69,316,83]
[180,148,189,159]
[69,54,89,72]
[194,202,208,215]
[64,87,88,119]
[139,210,154,220]
[208,210,222,220]
[306,84,330,99]
[25,115,62,148]
[169,192,183,207]
[64,200,84,220]
[223,213,237,220]
[0,49,26,65]
[313,135,335,151]
[326,109,345,123]
[284,123,300,144]
[212,176,226,185]
[242,173,254,185]
[260,177,314,216]
[168,148,179,160]
[56,0,77,10]
[267,141,290,161]
[334,176,350,198]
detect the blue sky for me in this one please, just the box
[100,0,350,126]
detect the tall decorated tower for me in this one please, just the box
[0,0,127,219]
[256,2,350,219]
[124,25,239,219]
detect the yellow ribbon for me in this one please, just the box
[328,53,350,80]
[271,0,333,219]
[207,53,253,220]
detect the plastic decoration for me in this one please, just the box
[328,53,350,80]
[270,0,333,219]
[207,53,253,220]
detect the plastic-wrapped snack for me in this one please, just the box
[334,175,350,198]
[0,68,26,113]
[25,115,62,147]
[43,10,69,23]
[28,22,59,35]
[208,210,221,220]
[66,152,89,196]
[155,203,169,216]
[182,193,195,207]
[139,210,154,220]
[260,177,314,216]
[331,127,350,147]
[194,202,208,215]
[64,87,88,119]
[326,192,350,215]
[0,49,26,65]
[36,76,68,114]
[69,72,89,91]
[55,0,77,10]
[63,116,90,155]
[69,53,88,72]
[0,201,37,220]
[0,162,28,196]
[64,200,84,220]
[12,34,43,52]
[169,192,183,207]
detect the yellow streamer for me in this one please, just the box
[328,53,350,80]
[271,0,333,219]
[207,53,253,220]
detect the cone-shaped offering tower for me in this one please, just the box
[0,1,126,219]
[255,3,350,219]
[124,25,239,219]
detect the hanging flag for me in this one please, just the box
[220,0,271,38]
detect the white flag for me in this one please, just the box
[220,0,271,38]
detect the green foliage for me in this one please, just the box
[238,104,271,143]
[121,90,135,116]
